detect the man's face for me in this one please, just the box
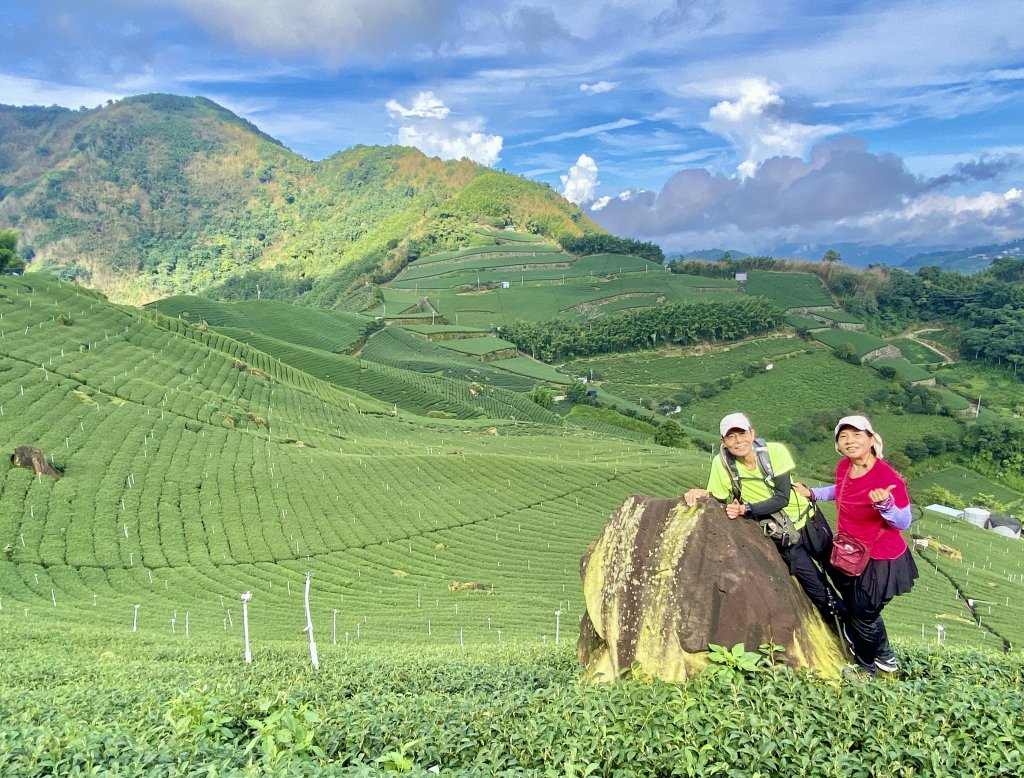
[721,428,754,458]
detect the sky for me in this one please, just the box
[2,0,1024,259]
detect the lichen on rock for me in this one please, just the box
[578,494,846,681]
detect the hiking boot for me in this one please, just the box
[874,650,898,673]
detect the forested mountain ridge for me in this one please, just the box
[0,94,600,304]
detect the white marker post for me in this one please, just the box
[304,572,319,670]
[554,610,561,645]
[132,604,140,633]
[241,592,252,663]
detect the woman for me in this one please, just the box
[685,412,845,625]
[794,415,918,676]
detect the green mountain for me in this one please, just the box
[899,238,1024,274]
[0,94,599,304]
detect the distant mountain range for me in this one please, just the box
[897,239,1024,274]
[0,94,599,304]
[674,239,1024,274]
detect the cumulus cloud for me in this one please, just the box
[561,154,600,204]
[384,91,449,120]
[585,136,1024,251]
[702,77,839,177]
[387,91,502,166]
[160,0,455,62]
[580,81,617,94]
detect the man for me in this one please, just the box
[684,412,846,625]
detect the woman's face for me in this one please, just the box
[722,428,755,458]
[837,427,873,460]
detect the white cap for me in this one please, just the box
[834,415,884,458]
[719,412,753,437]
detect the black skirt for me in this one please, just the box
[861,548,919,604]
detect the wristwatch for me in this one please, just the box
[744,504,753,516]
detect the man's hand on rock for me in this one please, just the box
[683,488,709,506]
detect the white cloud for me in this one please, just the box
[702,77,839,177]
[517,118,641,147]
[385,92,450,120]
[580,80,617,94]
[586,137,1024,251]
[561,154,600,204]
[388,91,502,165]
[159,0,455,62]
[0,73,121,109]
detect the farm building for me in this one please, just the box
[924,504,964,519]
[987,515,1022,540]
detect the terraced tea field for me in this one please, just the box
[0,274,696,648]
[1,273,1018,660]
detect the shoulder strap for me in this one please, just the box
[753,438,774,485]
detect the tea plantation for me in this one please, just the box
[3,273,1024,775]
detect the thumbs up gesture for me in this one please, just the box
[869,485,896,505]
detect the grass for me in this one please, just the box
[891,337,947,365]
[741,270,834,309]
[410,242,565,266]
[6,272,1024,778]
[435,336,518,357]
[0,273,691,646]
[3,623,1022,776]
[911,466,1023,508]
[811,328,890,358]
[417,274,739,328]
[809,309,863,324]
[567,337,814,390]
[871,357,933,382]
[785,314,828,331]
[487,357,571,384]
[151,296,373,354]
[931,363,1024,414]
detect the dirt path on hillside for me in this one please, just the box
[905,328,956,364]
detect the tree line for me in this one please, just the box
[559,234,665,265]
[863,259,1024,370]
[502,297,782,361]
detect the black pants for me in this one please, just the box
[834,573,893,666]
[779,522,846,622]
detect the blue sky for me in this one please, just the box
[3,0,1023,257]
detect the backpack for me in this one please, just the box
[719,438,799,547]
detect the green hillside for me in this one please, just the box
[5,272,1024,775]
[0,273,693,645]
[1,270,1018,649]
[0,96,601,305]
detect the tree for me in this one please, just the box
[0,229,21,272]
[528,386,554,410]
[903,441,928,461]
[654,419,685,448]
[822,248,841,263]
[565,380,588,404]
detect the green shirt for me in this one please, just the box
[705,441,807,526]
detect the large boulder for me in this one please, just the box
[579,495,846,681]
[10,446,62,479]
